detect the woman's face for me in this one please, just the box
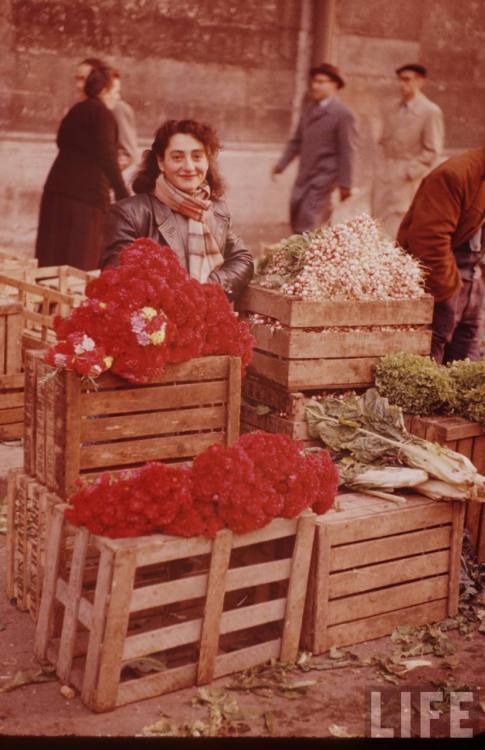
[157,133,209,194]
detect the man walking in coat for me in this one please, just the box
[272,63,356,234]
[397,147,485,363]
[372,63,444,239]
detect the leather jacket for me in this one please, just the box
[101,193,254,301]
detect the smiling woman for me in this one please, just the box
[101,119,254,302]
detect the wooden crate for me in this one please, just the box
[405,414,485,563]
[237,286,433,390]
[0,265,97,348]
[0,301,24,440]
[0,249,38,278]
[302,492,464,653]
[35,504,316,712]
[5,470,58,620]
[24,350,241,498]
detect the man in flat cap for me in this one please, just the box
[372,64,444,239]
[272,63,356,233]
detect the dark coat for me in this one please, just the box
[35,98,129,269]
[43,98,129,210]
[276,97,357,211]
[101,193,254,302]
[397,147,485,302]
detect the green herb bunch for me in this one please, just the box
[374,352,455,416]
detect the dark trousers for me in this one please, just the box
[290,186,333,234]
[431,273,484,363]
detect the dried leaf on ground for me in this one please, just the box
[264,711,278,735]
[328,723,359,738]
[442,655,460,670]
[0,665,56,693]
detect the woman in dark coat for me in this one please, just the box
[35,64,129,270]
[101,119,253,302]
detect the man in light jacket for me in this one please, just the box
[272,63,356,234]
[372,63,444,239]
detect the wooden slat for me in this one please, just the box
[241,402,310,440]
[0,406,24,424]
[0,391,24,409]
[213,638,282,679]
[0,422,23,440]
[280,512,315,662]
[116,664,198,708]
[122,618,203,661]
[0,314,5,374]
[324,504,452,545]
[34,360,49,484]
[58,371,81,495]
[55,578,93,631]
[328,575,448,626]
[249,350,376,389]
[129,558,293,613]
[5,469,21,598]
[448,502,465,616]
[326,599,448,649]
[238,286,434,327]
[23,350,36,475]
[5,307,23,374]
[80,380,227,417]
[220,598,286,635]
[80,431,226,470]
[81,546,115,708]
[226,356,241,445]
[44,369,57,491]
[34,506,65,660]
[330,549,450,599]
[250,324,431,359]
[312,523,332,654]
[92,547,137,712]
[197,529,233,684]
[330,525,452,570]
[0,372,25,388]
[80,404,226,441]
[56,527,90,683]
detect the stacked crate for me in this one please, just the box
[302,492,464,652]
[7,350,241,619]
[34,504,315,711]
[237,286,433,442]
[0,265,98,350]
[0,265,97,440]
[0,301,23,439]
[405,414,485,562]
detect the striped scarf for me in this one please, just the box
[154,173,224,282]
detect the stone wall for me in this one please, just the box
[1,0,484,258]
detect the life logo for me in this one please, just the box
[365,686,481,738]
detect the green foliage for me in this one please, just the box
[446,359,485,415]
[463,383,485,429]
[374,352,455,416]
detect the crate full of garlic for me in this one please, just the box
[237,215,433,390]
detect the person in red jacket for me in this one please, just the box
[397,147,485,363]
[35,63,129,270]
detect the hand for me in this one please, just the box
[339,187,351,201]
[271,165,282,181]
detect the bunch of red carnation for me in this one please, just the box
[45,239,254,383]
[65,431,339,539]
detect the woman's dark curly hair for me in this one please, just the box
[84,62,118,99]
[133,119,225,198]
